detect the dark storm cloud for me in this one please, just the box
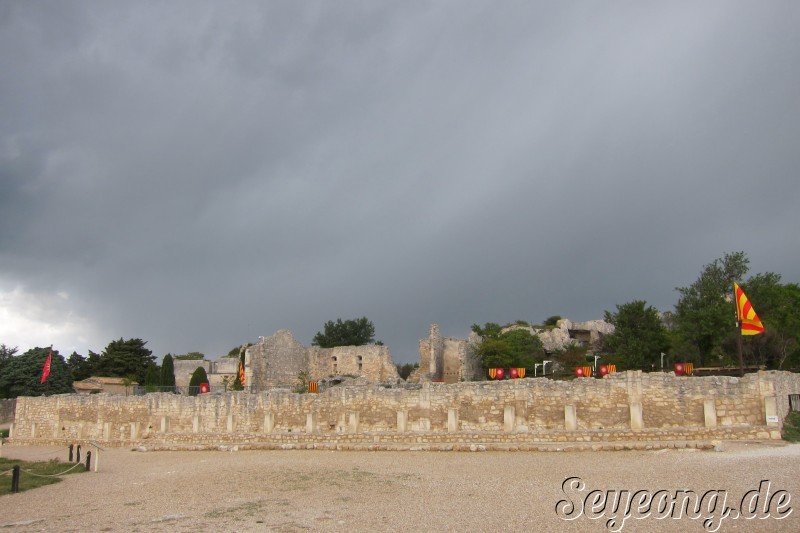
[2,1,799,362]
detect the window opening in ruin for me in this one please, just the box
[332,356,338,374]
[790,394,800,412]
[357,355,363,373]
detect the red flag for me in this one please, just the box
[735,282,765,335]
[238,360,246,386]
[41,349,52,384]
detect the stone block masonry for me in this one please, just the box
[0,398,15,426]
[9,371,800,449]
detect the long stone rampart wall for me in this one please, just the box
[8,371,800,449]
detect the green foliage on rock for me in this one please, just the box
[471,322,544,370]
[0,347,73,398]
[544,315,562,327]
[312,317,376,348]
[174,352,205,360]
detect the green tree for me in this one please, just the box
[312,317,376,348]
[160,354,176,392]
[225,345,242,358]
[293,370,311,394]
[501,329,543,368]
[553,343,590,375]
[673,252,749,366]
[85,350,101,376]
[0,344,18,377]
[120,375,137,396]
[396,362,418,380]
[94,338,155,384]
[0,347,73,398]
[188,366,209,396]
[741,274,800,369]
[67,351,92,381]
[471,322,544,371]
[603,301,670,370]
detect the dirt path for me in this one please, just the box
[1,442,798,532]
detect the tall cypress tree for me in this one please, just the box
[188,366,209,396]
[160,354,176,393]
[144,364,161,392]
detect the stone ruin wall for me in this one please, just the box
[246,330,400,390]
[415,324,483,384]
[310,344,398,383]
[247,330,308,389]
[9,371,799,449]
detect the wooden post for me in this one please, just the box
[11,465,20,493]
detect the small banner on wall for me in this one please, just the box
[575,366,593,377]
[308,381,319,393]
[599,364,617,376]
[489,368,525,379]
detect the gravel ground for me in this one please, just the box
[1,442,799,532]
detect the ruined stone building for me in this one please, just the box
[411,319,614,384]
[173,357,239,389]
[245,329,400,389]
[172,320,613,390]
[410,324,483,384]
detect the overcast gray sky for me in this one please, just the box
[1,1,798,364]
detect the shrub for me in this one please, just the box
[783,411,800,442]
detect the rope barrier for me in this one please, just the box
[0,467,14,476]
[18,462,85,478]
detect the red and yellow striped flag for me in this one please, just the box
[735,282,765,335]
[238,360,246,386]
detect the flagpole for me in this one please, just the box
[734,288,745,377]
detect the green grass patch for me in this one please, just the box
[783,411,800,442]
[0,457,87,495]
[0,429,9,438]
